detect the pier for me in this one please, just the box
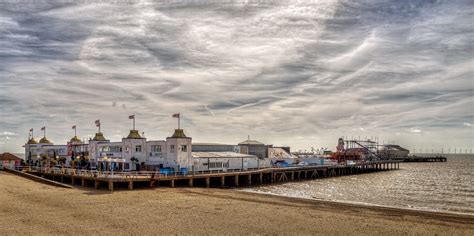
[391,156,447,162]
[19,160,400,191]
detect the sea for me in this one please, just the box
[244,154,474,215]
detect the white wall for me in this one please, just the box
[165,137,192,170]
[122,138,147,170]
[146,140,167,166]
[194,157,271,171]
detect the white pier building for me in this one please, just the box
[25,127,270,172]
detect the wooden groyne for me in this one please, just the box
[21,161,400,191]
[392,156,447,162]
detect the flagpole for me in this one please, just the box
[32,129,34,138]
[99,123,101,133]
[74,126,77,136]
[43,127,46,137]
[133,117,135,130]
[178,116,180,130]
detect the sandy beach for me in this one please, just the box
[0,171,473,235]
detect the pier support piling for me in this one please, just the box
[108,181,114,191]
[221,176,225,188]
[234,175,239,187]
[128,181,133,190]
[205,177,210,188]
[188,178,193,187]
[94,180,99,189]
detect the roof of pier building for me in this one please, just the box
[70,136,82,143]
[168,129,191,139]
[192,152,257,159]
[238,140,264,146]
[92,132,108,141]
[27,137,38,144]
[383,145,409,152]
[126,130,142,139]
[0,152,22,161]
[39,137,52,144]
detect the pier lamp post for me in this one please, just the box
[103,156,108,172]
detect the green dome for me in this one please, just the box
[39,137,52,144]
[70,136,82,143]
[92,132,108,141]
[27,137,38,144]
[127,130,142,139]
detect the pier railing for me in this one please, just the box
[17,160,400,180]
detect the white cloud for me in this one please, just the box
[0,0,473,152]
[410,128,422,133]
[1,131,18,136]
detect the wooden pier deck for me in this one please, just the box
[22,161,401,191]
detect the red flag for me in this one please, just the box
[41,126,45,131]
[95,119,100,127]
[172,113,180,118]
[29,128,33,132]
[72,125,76,129]
[129,115,135,119]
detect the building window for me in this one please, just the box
[135,145,142,152]
[170,145,175,153]
[209,162,223,169]
[105,146,122,153]
[151,145,161,153]
[181,145,187,152]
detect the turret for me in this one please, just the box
[39,136,52,144]
[92,132,108,141]
[27,137,38,144]
[126,130,142,139]
[166,129,192,171]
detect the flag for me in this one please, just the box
[129,115,135,119]
[72,125,76,129]
[172,113,180,118]
[29,128,33,132]
[95,119,100,127]
[41,126,45,131]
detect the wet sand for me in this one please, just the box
[0,171,473,235]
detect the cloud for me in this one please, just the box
[0,0,473,152]
[1,131,18,136]
[410,128,422,133]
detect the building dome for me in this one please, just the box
[70,136,82,143]
[92,132,108,141]
[170,129,187,138]
[39,137,52,144]
[27,137,38,144]
[126,130,142,139]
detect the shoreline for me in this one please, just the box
[235,190,474,224]
[241,189,474,217]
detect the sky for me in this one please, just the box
[0,0,473,153]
